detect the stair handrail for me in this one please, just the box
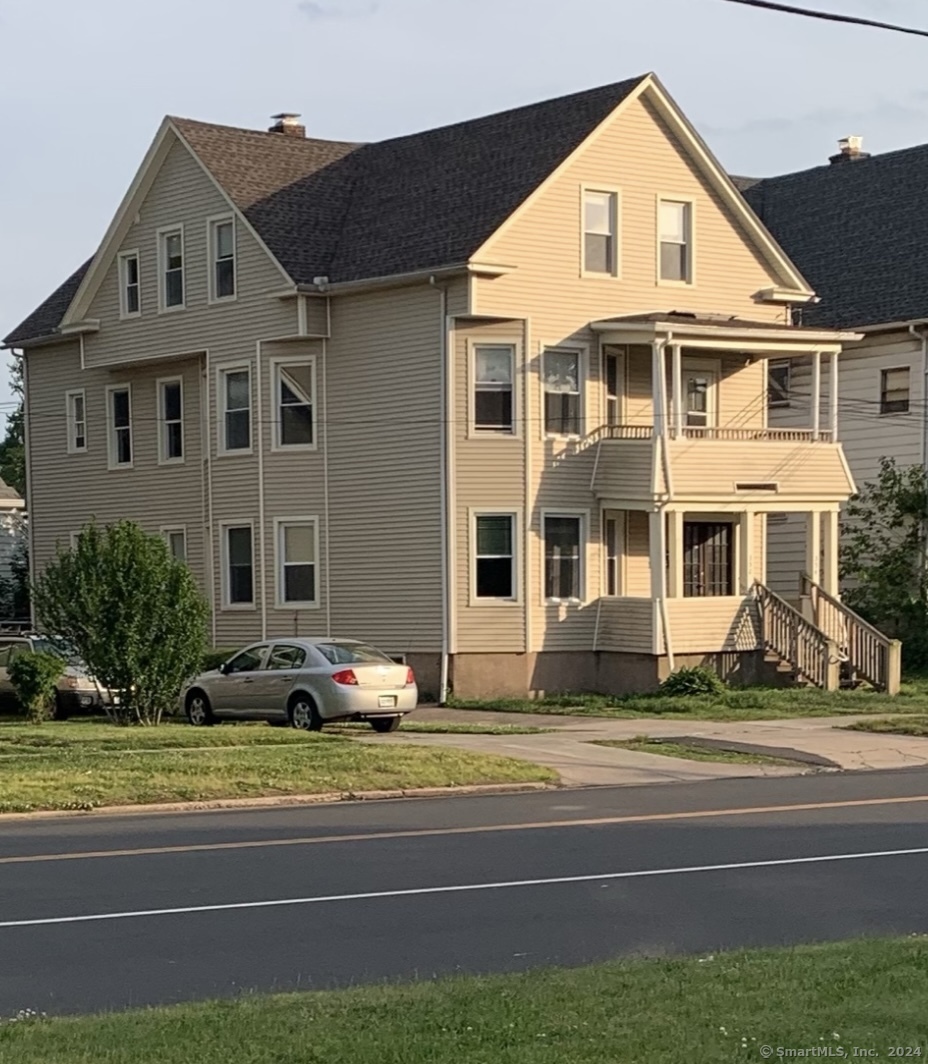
[754,582,840,690]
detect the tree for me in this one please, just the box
[0,354,25,499]
[32,521,209,725]
[840,457,928,670]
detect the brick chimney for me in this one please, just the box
[829,135,870,164]
[268,112,306,138]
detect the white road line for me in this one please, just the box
[2,844,928,930]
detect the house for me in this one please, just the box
[0,479,25,606]
[3,74,897,700]
[740,136,928,603]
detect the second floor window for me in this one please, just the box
[66,390,87,453]
[119,252,140,317]
[211,218,235,300]
[108,386,132,467]
[159,379,184,462]
[160,228,184,309]
[658,200,692,282]
[880,367,910,414]
[221,368,251,452]
[275,360,314,448]
[768,361,791,407]
[474,345,514,433]
[583,190,617,275]
[543,348,582,436]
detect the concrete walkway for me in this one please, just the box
[361,706,928,788]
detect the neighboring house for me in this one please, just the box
[740,136,928,601]
[3,74,892,700]
[0,480,25,596]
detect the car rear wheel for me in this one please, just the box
[186,691,214,727]
[51,694,69,722]
[369,716,401,733]
[289,696,323,732]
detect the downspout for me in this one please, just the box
[255,341,267,640]
[20,349,36,629]
[909,324,928,572]
[203,351,217,647]
[653,333,675,670]
[432,276,452,703]
[321,336,332,638]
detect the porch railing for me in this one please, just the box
[754,582,841,690]
[799,574,901,694]
[600,424,833,443]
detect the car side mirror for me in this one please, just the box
[218,662,230,675]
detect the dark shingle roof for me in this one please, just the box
[742,146,928,329]
[5,76,647,346]
[5,259,92,347]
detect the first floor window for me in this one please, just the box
[683,521,733,597]
[474,345,514,433]
[160,379,183,461]
[66,390,87,453]
[475,515,515,599]
[108,386,131,466]
[165,528,187,563]
[222,368,251,451]
[768,360,790,407]
[544,515,582,601]
[225,525,254,605]
[279,520,318,606]
[275,361,314,447]
[880,367,910,414]
[543,348,582,436]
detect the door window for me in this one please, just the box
[267,644,307,670]
[225,646,267,673]
[685,373,710,428]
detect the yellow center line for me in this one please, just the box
[3,793,928,866]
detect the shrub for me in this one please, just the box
[659,666,727,697]
[9,651,64,724]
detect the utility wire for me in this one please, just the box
[719,0,928,38]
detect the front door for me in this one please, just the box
[683,521,734,597]
[683,365,719,433]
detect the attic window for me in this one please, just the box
[582,189,619,276]
[159,227,185,310]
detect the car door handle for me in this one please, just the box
[242,678,254,684]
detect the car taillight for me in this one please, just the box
[64,676,79,689]
[331,669,358,686]
[405,667,415,686]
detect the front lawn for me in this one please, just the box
[592,737,809,767]
[0,720,554,813]
[2,938,927,1063]
[449,677,928,720]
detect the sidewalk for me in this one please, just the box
[361,706,928,788]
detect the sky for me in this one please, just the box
[2,0,927,417]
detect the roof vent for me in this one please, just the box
[268,112,306,138]
[829,135,870,164]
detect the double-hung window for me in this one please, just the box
[221,367,251,452]
[224,525,254,606]
[543,348,582,436]
[277,519,319,608]
[582,189,618,275]
[658,200,692,283]
[473,345,514,433]
[474,514,516,600]
[544,514,583,601]
[159,227,184,309]
[107,385,132,467]
[66,390,87,453]
[118,251,140,317]
[273,360,314,448]
[159,378,184,462]
[880,367,910,414]
[210,218,235,300]
[163,528,187,563]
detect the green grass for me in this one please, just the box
[845,715,928,737]
[592,736,808,767]
[2,939,927,1063]
[448,677,928,721]
[0,720,554,813]
[329,722,549,736]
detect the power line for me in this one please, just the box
[719,0,928,38]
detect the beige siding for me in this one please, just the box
[665,596,761,654]
[303,297,329,336]
[592,440,654,500]
[595,598,653,653]
[624,510,651,596]
[454,319,527,653]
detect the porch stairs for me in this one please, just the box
[753,578,902,694]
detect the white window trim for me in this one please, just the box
[157,224,186,313]
[220,520,256,611]
[65,389,87,454]
[540,343,588,441]
[879,365,912,415]
[157,375,185,466]
[541,509,589,605]
[270,355,317,452]
[161,525,187,562]
[681,357,721,429]
[601,509,627,598]
[467,339,521,439]
[602,345,626,427]
[656,195,695,287]
[579,184,622,279]
[469,508,522,607]
[274,516,321,610]
[69,531,81,551]
[117,249,141,319]
[217,362,253,456]
[105,383,133,471]
[207,214,237,304]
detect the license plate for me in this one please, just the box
[378,696,397,708]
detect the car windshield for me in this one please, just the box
[34,637,83,665]
[315,643,395,666]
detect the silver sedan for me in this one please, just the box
[182,639,418,732]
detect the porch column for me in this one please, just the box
[821,509,840,596]
[651,341,666,436]
[805,511,822,586]
[649,510,667,600]
[739,511,756,593]
[671,343,684,438]
[811,350,822,440]
[667,510,684,597]
[829,351,839,441]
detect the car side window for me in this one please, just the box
[0,641,27,668]
[267,645,306,671]
[226,647,267,674]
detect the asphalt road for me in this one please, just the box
[4,769,928,1016]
